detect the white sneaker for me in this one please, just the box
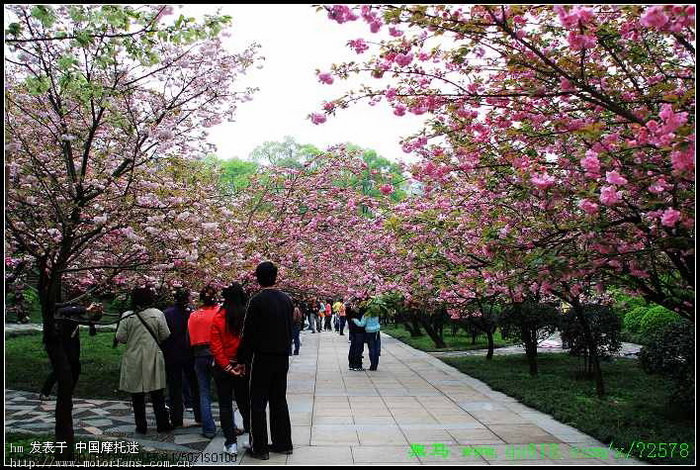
[224,442,238,456]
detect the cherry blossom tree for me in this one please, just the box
[314,4,694,396]
[5,4,261,457]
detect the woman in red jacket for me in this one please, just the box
[211,282,250,457]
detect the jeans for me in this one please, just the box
[338,317,346,335]
[366,331,381,370]
[306,313,316,332]
[194,355,216,435]
[290,325,300,355]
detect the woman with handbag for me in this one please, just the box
[210,282,250,457]
[115,286,173,434]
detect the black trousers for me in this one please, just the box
[165,358,201,425]
[349,331,366,369]
[132,389,170,432]
[249,353,292,453]
[213,366,251,446]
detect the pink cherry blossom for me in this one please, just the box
[310,113,327,125]
[660,208,681,227]
[605,170,628,185]
[577,199,599,215]
[599,186,622,206]
[318,72,334,85]
[640,6,669,29]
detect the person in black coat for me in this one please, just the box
[346,302,366,371]
[238,262,294,460]
[162,288,201,427]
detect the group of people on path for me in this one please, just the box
[38,261,382,461]
[113,261,292,460]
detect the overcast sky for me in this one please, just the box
[184,4,426,162]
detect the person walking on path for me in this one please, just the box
[333,298,346,335]
[187,285,220,439]
[351,306,381,371]
[346,302,366,371]
[162,287,201,428]
[239,261,294,460]
[211,282,251,458]
[290,301,303,356]
[115,286,173,434]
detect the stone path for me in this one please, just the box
[6,329,645,465]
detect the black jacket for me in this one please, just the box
[239,288,294,363]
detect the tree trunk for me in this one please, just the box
[402,320,422,337]
[485,329,495,360]
[525,341,538,376]
[39,268,76,461]
[573,305,605,397]
[418,316,447,348]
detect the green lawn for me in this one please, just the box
[383,323,514,351]
[441,354,695,465]
[6,331,132,400]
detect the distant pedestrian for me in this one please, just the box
[290,301,303,356]
[346,302,366,371]
[239,261,294,460]
[352,307,381,371]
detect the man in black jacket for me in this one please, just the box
[239,261,294,460]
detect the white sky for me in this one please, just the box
[183,4,427,162]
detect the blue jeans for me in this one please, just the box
[194,355,216,435]
[290,325,300,355]
[366,331,381,370]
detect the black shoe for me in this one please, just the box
[245,448,270,460]
[269,445,293,455]
[369,367,377,371]
[135,427,147,435]
[171,421,184,428]
[293,352,299,355]
[157,424,174,433]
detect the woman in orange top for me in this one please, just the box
[211,282,250,457]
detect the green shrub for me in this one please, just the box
[639,305,683,339]
[560,304,622,375]
[639,321,694,409]
[623,306,649,335]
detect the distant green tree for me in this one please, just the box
[250,136,320,168]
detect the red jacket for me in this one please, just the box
[188,305,219,347]
[210,309,242,369]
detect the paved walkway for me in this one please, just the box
[430,331,642,359]
[6,329,644,465]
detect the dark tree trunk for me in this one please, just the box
[402,320,422,338]
[485,329,495,360]
[573,304,605,397]
[39,267,76,461]
[418,316,447,349]
[524,342,538,376]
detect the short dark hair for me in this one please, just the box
[174,287,190,304]
[255,261,277,287]
[131,286,155,310]
[200,284,218,306]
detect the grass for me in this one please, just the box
[5,433,196,464]
[441,353,695,465]
[6,331,220,402]
[382,323,514,351]
[5,331,130,400]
